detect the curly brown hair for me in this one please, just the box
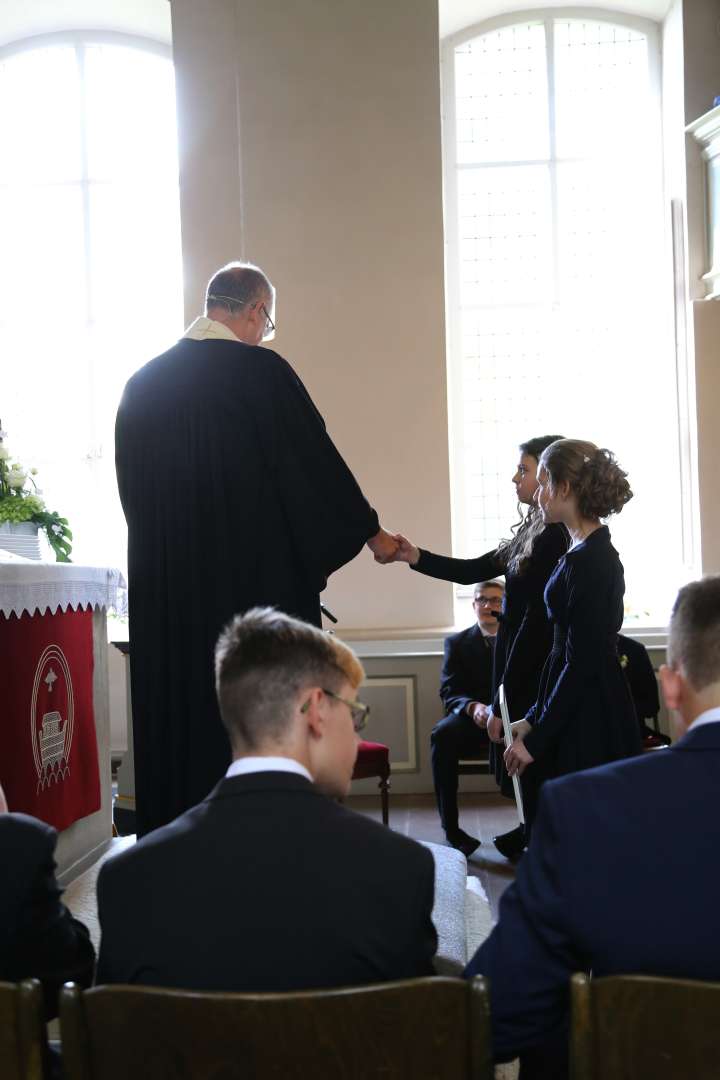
[539,439,633,519]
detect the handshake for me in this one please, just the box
[366,528,419,566]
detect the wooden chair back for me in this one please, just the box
[457,758,490,774]
[61,975,492,1079]
[571,971,720,1080]
[0,980,46,1080]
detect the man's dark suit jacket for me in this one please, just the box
[618,632,660,725]
[466,721,720,1067]
[0,814,95,1017]
[440,623,494,718]
[97,772,437,990]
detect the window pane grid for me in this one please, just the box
[455,22,550,164]
[448,16,680,624]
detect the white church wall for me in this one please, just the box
[170,0,455,634]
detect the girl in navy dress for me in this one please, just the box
[504,439,642,822]
[388,435,568,857]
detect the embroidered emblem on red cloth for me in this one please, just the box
[0,608,100,830]
[31,644,75,793]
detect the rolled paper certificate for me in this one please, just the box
[499,683,525,825]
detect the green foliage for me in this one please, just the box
[0,433,73,562]
[0,494,45,522]
[0,495,37,523]
[33,510,73,563]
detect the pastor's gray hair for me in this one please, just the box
[205,261,274,316]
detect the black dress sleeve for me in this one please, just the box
[491,524,568,721]
[411,548,503,586]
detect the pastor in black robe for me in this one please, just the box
[115,336,379,835]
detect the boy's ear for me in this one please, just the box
[659,663,682,712]
[300,688,325,738]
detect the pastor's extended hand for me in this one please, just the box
[385,533,420,565]
[367,527,400,564]
[504,734,534,777]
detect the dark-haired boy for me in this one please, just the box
[466,576,720,1078]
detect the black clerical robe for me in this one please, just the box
[115,337,379,835]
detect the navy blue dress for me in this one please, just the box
[523,526,642,783]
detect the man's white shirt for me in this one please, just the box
[226,756,313,782]
[688,705,720,732]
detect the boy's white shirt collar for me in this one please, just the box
[225,756,313,782]
[687,705,720,731]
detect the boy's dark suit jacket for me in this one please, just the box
[0,813,95,1017]
[440,623,494,719]
[97,772,437,990]
[466,721,720,1069]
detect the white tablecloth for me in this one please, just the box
[0,554,126,618]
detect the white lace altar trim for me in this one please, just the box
[0,559,126,618]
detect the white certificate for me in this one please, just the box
[499,683,525,825]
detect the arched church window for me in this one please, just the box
[0,33,183,571]
[442,11,681,627]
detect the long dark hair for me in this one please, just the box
[496,435,564,574]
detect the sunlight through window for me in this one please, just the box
[0,36,183,572]
[444,15,680,627]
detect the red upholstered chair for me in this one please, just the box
[352,740,391,825]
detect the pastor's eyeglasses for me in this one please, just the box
[260,303,275,339]
[206,294,275,340]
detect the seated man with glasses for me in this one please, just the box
[432,579,505,856]
[116,260,399,837]
[96,608,437,992]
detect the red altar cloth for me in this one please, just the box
[0,607,100,830]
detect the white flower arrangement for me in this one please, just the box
[0,424,72,562]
